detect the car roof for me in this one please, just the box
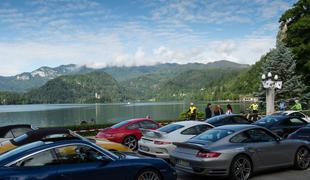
[26,127,70,137]
[260,115,288,120]
[127,118,153,123]
[10,128,72,146]
[0,124,31,130]
[212,114,242,118]
[283,110,301,114]
[214,124,259,131]
[173,121,213,127]
[0,124,32,137]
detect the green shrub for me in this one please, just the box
[178,111,205,120]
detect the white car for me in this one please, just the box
[273,110,310,122]
[138,121,214,159]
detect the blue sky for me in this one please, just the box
[0,0,296,76]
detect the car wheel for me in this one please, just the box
[294,147,310,170]
[136,169,161,180]
[229,155,252,180]
[123,135,138,150]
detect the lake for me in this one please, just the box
[0,102,249,127]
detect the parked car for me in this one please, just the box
[254,115,308,137]
[0,128,131,154]
[288,124,310,141]
[273,110,310,122]
[96,118,160,150]
[0,140,177,180]
[138,121,214,159]
[205,114,252,127]
[170,124,310,180]
[0,124,34,143]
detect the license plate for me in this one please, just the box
[176,159,190,167]
[140,145,150,152]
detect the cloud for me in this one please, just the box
[0,0,295,76]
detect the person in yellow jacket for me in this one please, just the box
[249,103,259,114]
[187,102,197,120]
[248,101,259,121]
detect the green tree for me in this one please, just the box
[280,0,310,85]
[262,43,307,99]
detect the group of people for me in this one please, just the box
[187,99,304,121]
[187,102,233,120]
[279,99,303,111]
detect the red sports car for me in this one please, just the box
[96,118,160,150]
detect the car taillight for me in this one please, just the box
[154,140,172,145]
[196,151,221,158]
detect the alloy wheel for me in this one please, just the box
[137,170,160,180]
[233,157,251,180]
[296,147,310,170]
[124,136,137,150]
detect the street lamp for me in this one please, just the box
[261,72,282,115]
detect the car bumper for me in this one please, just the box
[138,141,175,159]
[170,154,230,176]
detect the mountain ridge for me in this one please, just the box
[0,60,249,92]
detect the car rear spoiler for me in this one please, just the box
[140,128,167,138]
[173,142,206,151]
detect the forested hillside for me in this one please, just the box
[26,72,124,103]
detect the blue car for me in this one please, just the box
[0,140,177,180]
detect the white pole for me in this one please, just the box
[266,87,275,115]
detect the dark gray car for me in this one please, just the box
[170,124,310,180]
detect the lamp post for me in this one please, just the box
[261,72,282,115]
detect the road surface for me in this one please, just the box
[177,168,310,180]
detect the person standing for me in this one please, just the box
[279,100,286,111]
[249,101,259,121]
[291,100,302,111]
[205,103,212,119]
[187,102,197,120]
[226,104,233,114]
[214,105,224,116]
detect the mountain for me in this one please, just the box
[0,61,249,93]
[119,61,249,101]
[26,71,124,103]
[0,64,93,92]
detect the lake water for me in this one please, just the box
[0,102,249,127]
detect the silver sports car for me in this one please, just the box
[170,124,310,180]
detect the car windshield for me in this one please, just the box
[193,129,234,142]
[111,120,130,128]
[255,117,280,126]
[157,124,184,133]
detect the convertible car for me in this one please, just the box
[0,140,177,180]
[0,128,131,154]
